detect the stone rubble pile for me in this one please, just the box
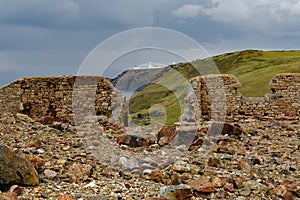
[0,111,299,199]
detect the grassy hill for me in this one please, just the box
[212,50,300,96]
[128,50,300,125]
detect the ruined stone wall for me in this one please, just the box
[0,73,298,127]
[191,73,300,122]
[0,76,125,125]
[0,81,22,113]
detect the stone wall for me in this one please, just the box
[191,73,300,122]
[0,81,22,114]
[0,76,125,125]
[0,73,299,127]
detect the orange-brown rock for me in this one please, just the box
[157,125,176,146]
[58,194,75,200]
[175,185,193,200]
[150,169,164,183]
[211,176,224,188]
[188,177,215,193]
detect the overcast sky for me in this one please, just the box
[0,0,300,85]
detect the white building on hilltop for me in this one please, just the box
[133,62,166,70]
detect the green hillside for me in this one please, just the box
[212,50,300,96]
[128,50,300,125]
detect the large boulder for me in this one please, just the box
[0,145,39,186]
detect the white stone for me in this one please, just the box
[44,169,57,179]
[84,181,96,188]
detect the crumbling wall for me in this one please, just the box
[0,81,22,113]
[0,76,125,125]
[191,73,300,122]
[0,73,298,127]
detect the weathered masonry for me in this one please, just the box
[0,76,125,125]
[191,73,300,122]
[0,73,299,126]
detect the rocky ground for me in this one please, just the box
[0,112,300,199]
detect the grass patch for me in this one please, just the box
[128,50,300,125]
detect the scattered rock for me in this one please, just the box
[0,96,299,199]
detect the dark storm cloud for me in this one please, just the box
[0,0,299,85]
[171,1,300,47]
[0,0,170,30]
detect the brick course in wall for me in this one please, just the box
[191,73,300,123]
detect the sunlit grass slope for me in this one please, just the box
[129,50,300,125]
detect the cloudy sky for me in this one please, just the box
[0,0,300,85]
